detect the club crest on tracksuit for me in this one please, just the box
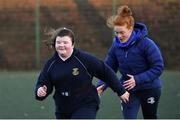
[72,68,79,75]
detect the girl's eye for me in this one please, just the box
[63,41,68,44]
[56,41,61,44]
[114,31,124,35]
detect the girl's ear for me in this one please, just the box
[72,43,75,48]
[130,26,134,30]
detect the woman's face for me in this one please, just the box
[55,36,74,58]
[114,24,133,43]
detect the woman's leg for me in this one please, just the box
[140,88,161,119]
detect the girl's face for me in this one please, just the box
[114,24,133,43]
[55,36,74,58]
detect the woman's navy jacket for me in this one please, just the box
[98,23,164,91]
[35,48,126,114]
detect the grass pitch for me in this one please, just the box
[0,71,179,119]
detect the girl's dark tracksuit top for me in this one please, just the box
[98,22,164,92]
[35,48,126,114]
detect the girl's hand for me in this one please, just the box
[37,85,47,97]
[119,91,129,103]
[97,84,105,95]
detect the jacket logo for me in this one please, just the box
[72,68,79,76]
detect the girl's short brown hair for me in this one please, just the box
[44,27,75,48]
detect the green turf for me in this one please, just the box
[0,71,179,119]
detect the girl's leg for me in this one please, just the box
[71,106,98,119]
[121,93,140,119]
[55,112,70,119]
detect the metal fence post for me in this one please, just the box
[112,0,116,37]
[35,0,40,69]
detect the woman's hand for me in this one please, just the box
[123,74,136,90]
[119,91,129,103]
[37,85,47,97]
